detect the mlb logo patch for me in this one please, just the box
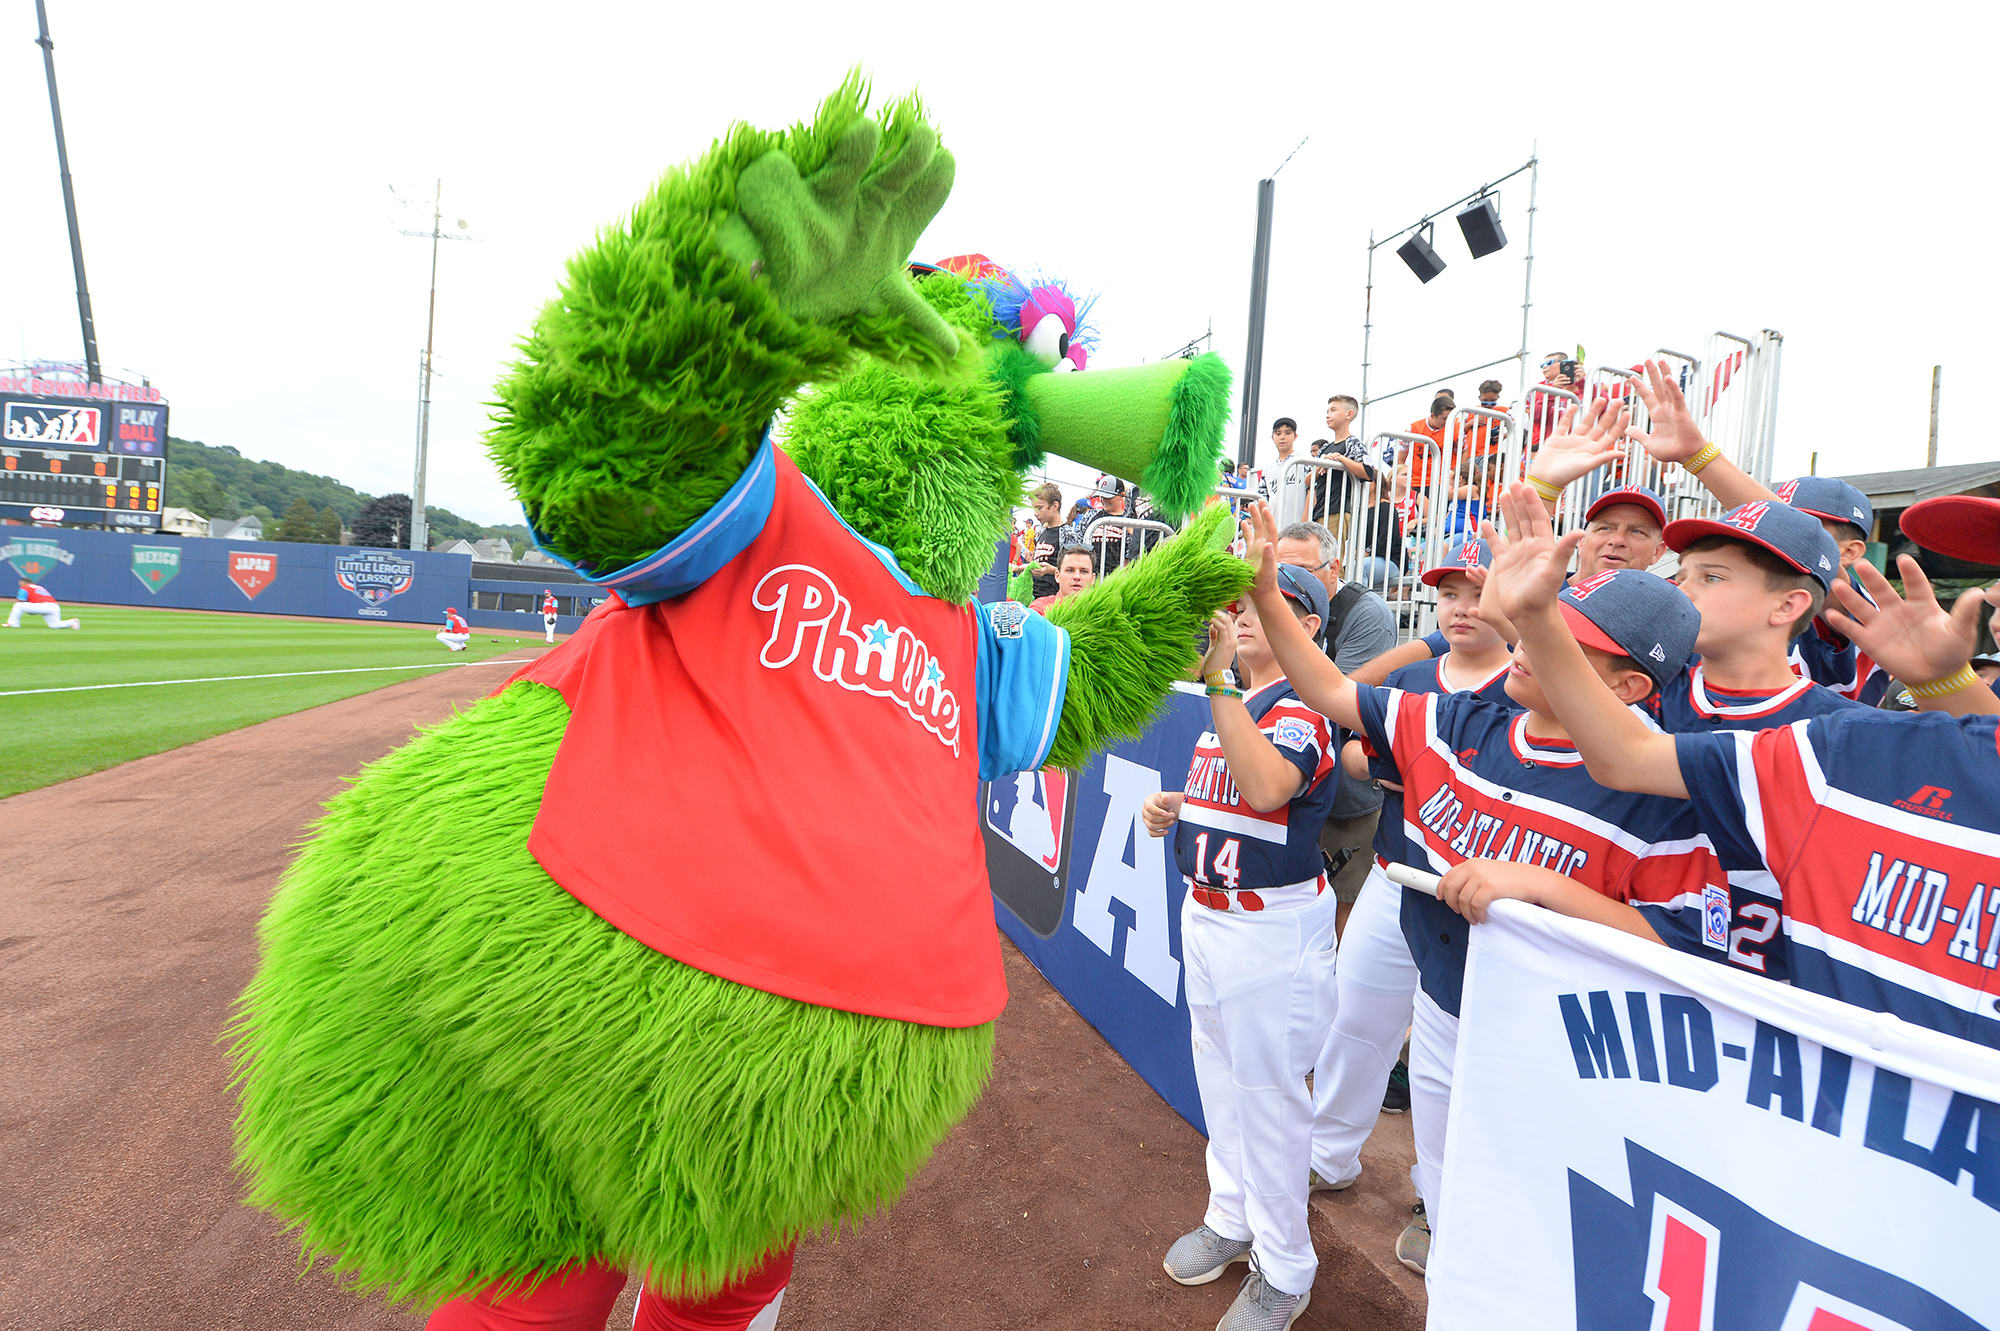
[987,769,1068,873]
[989,600,1028,640]
[1702,883,1730,950]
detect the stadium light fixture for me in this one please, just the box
[1456,194,1507,258]
[1396,224,1446,284]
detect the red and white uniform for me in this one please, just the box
[436,609,470,651]
[541,593,560,643]
[7,581,79,630]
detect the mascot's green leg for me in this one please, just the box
[230,683,993,1305]
[1043,500,1252,769]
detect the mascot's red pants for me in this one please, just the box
[427,1247,794,1331]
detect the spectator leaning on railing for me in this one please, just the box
[1309,394,1373,531]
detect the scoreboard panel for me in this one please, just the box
[0,391,168,530]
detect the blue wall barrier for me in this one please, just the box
[982,685,1209,1132]
[0,527,471,625]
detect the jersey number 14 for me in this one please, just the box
[1192,832,1242,891]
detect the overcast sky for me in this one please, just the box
[5,2,1995,527]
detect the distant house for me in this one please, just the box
[471,537,515,563]
[519,547,561,567]
[160,507,209,538]
[432,538,478,558]
[210,514,264,541]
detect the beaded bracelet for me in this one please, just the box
[1907,664,1980,699]
[1685,441,1722,474]
[1206,684,1244,700]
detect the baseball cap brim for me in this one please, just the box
[1558,601,1628,657]
[1420,563,1480,587]
[1663,516,1819,581]
[1901,496,2000,565]
[1586,490,1666,527]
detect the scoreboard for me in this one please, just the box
[0,390,168,531]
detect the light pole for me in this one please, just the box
[34,0,100,384]
[398,181,471,552]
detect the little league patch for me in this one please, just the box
[130,544,181,593]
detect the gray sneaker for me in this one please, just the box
[1308,1165,1358,1193]
[1396,1200,1430,1274]
[1162,1224,1252,1286]
[1215,1264,1310,1331]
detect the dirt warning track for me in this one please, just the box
[0,656,1420,1330]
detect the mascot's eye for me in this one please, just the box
[1022,313,1074,371]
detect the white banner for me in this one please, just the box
[1429,901,2000,1330]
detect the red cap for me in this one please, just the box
[1900,496,2000,565]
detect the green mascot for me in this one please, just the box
[230,77,1249,1331]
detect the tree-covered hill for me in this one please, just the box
[163,436,530,551]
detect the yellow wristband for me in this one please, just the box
[1907,664,1980,699]
[1206,684,1243,700]
[1203,671,1233,690]
[1685,441,1722,474]
[1526,473,1563,503]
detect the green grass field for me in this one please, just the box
[0,605,546,798]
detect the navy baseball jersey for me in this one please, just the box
[1366,654,1519,871]
[1355,685,1729,1017]
[1790,620,1889,707]
[1650,663,1865,976]
[1676,711,2000,1049]
[1175,678,1337,897]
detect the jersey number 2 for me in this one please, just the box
[1192,832,1242,890]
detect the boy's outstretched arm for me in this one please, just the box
[1485,485,1687,798]
[1825,556,2000,716]
[1241,501,1365,733]
[1197,612,1311,813]
[1439,860,1664,944]
[1632,359,1770,509]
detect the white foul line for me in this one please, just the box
[0,658,537,699]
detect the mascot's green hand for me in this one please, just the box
[717,118,959,361]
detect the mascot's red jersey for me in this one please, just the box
[504,437,1070,1027]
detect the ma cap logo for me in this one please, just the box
[335,550,417,614]
[228,550,277,600]
[1725,501,1772,531]
[1569,570,1618,599]
[1,538,76,581]
[1572,1141,1980,1330]
[130,544,181,594]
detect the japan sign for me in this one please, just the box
[228,550,277,600]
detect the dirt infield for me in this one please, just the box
[0,659,1422,1330]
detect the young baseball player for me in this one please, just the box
[1307,536,1517,1271]
[1624,358,1891,704]
[1145,562,1339,1331]
[6,581,80,630]
[437,606,471,652]
[541,589,560,643]
[1470,482,2000,1052]
[1240,501,1728,1277]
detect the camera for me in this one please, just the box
[1560,359,1579,381]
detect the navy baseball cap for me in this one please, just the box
[1557,569,1700,693]
[1421,535,1491,586]
[1773,476,1872,532]
[1585,485,1666,528]
[1274,562,1331,637]
[1901,495,2000,565]
[1664,500,1841,591]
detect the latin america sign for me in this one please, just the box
[2,538,76,582]
[333,550,416,617]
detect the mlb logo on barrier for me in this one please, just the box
[988,769,1068,873]
[228,551,277,600]
[334,550,417,613]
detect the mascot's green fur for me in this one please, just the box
[230,77,1250,1308]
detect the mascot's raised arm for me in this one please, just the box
[230,75,1250,1331]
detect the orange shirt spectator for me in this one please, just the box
[1401,394,1452,490]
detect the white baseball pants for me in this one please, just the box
[1409,987,1459,1278]
[543,614,558,643]
[7,602,78,629]
[1183,883,1339,1298]
[1309,864,1419,1186]
[437,631,470,651]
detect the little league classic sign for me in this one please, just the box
[130,545,181,594]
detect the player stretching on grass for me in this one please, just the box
[6,581,80,630]
[437,606,470,652]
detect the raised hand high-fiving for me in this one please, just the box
[1630,359,1706,464]
[1481,483,1585,628]
[718,111,959,360]
[1526,395,1630,490]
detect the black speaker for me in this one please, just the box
[1397,229,1446,284]
[1456,196,1507,258]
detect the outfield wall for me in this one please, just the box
[0,528,521,627]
